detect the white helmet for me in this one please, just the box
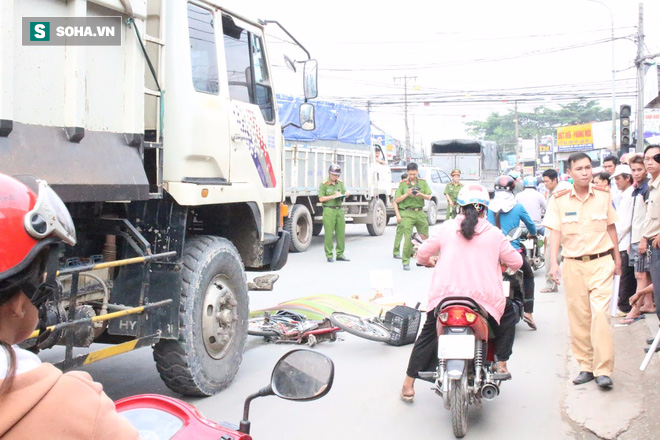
[456,184,490,208]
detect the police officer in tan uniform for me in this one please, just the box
[543,152,621,389]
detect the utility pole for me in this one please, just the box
[394,75,416,160]
[636,3,645,153]
[514,100,520,165]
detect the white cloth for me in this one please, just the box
[515,188,547,227]
[489,191,517,213]
[611,181,622,209]
[615,185,634,250]
[0,345,42,379]
[631,190,648,244]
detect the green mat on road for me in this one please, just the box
[249,294,390,321]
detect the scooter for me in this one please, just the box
[115,349,334,439]
[519,227,544,271]
[415,227,524,438]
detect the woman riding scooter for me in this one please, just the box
[0,173,138,439]
[400,184,523,402]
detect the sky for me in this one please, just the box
[224,0,660,154]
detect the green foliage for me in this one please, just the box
[465,99,612,155]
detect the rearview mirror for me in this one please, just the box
[299,103,315,131]
[303,59,318,100]
[271,349,334,401]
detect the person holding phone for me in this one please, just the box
[319,164,350,262]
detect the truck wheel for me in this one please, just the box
[153,236,248,397]
[366,198,387,236]
[284,204,312,252]
[312,223,323,236]
[427,200,438,225]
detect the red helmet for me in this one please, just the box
[494,175,516,192]
[0,174,76,298]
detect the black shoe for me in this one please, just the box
[393,254,402,259]
[647,337,657,345]
[327,257,334,263]
[572,371,594,385]
[595,376,613,388]
[336,256,350,262]
[644,345,660,353]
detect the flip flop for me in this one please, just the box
[540,287,558,293]
[620,315,645,325]
[400,391,414,403]
[522,316,537,330]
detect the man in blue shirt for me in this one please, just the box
[488,175,539,330]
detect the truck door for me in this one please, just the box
[220,14,279,196]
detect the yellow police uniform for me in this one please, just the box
[542,184,619,377]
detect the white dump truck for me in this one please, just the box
[430,139,500,193]
[277,97,391,252]
[0,0,316,396]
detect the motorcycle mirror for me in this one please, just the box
[271,349,334,401]
[239,349,334,434]
[506,227,523,241]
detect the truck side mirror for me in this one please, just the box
[299,103,315,131]
[303,59,318,100]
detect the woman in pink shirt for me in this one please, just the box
[401,184,522,402]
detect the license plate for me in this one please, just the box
[502,280,510,297]
[437,335,475,360]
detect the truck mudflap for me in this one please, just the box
[269,230,291,271]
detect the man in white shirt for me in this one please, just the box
[516,176,547,229]
[612,164,637,316]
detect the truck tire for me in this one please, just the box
[312,223,323,236]
[153,236,248,397]
[366,198,387,236]
[284,204,313,252]
[427,200,438,225]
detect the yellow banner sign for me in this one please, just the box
[557,124,593,152]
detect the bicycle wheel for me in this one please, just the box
[247,316,279,337]
[330,312,391,342]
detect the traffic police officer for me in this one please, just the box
[543,152,621,389]
[395,162,432,270]
[444,169,463,219]
[319,164,350,262]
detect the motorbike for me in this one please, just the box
[115,349,334,439]
[415,228,524,438]
[519,227,545,271]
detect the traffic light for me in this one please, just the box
[620,104,631,153]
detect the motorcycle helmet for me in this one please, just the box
[328,164,341,176]
[0,173,76,306]
[523,176,536,188]
[456,184,490,209]
[494,175,516,192]
[507,170,520,180]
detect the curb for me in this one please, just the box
[562,311,660,439]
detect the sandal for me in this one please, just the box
[620,315,645,325]
[523,315,538,330]
[400,390,414,403]
[540,287,558,293]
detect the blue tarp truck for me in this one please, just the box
[278,96,391,252]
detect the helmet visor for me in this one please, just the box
[23,180,76,246]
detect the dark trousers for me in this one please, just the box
[617,250,637,313]
[406,302,518,378]
[649,248,660,322]
[521,255,535,314]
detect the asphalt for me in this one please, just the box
[561,297,660,440]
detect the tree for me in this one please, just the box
[465,99,611,157]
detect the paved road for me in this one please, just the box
[41,222,579,438]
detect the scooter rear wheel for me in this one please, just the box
[450,380,468,438]
[330,312,391,342]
